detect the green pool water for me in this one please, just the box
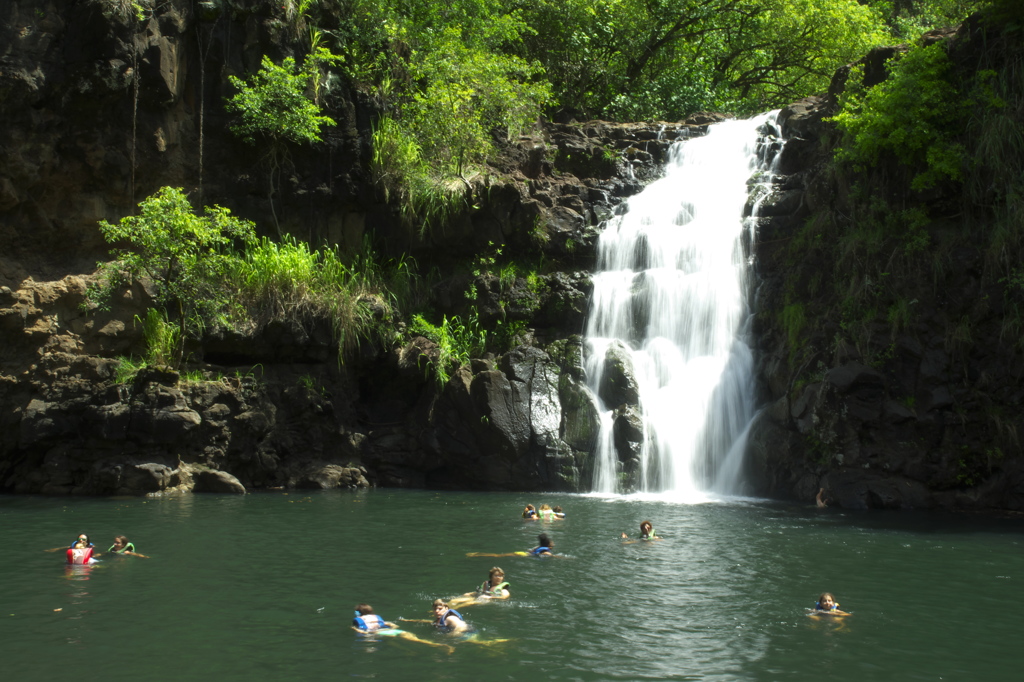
[2,490,1021,681]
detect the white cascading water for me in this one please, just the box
[586,113,780,498]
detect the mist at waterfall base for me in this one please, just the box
[4,491,1022,681]
[586,114,777,500]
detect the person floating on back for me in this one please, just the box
[352,603,452,652]
[400,599,511,646]
[466,533,559,557]
[66,540,97,565]
[621,520,661,543]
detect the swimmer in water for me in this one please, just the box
[816,488,828,508]
[401,599,511,646]
[108,535,149,558]
[810,592,850,616]
[466,533,559,557]
[46,533,94,552]
[621,520,661,543]
[399,599,468,633]
[538,503,558,521]
[352,603,453,652]
[448,567,510,609]
[67,540,98,565]
[522,504,538,520]
[553,506,565,519]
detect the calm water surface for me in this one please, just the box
[2,491,1021,681]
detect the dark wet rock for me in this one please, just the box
[598,341,640,409]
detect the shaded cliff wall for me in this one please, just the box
[745,15,1024,511]
[1,0,377,281]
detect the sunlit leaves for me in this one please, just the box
[226,55,336,146]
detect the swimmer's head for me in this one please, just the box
[112,535,128,549]
[640,520,653,536]
[817,593,836,610]
[540,503,551,511]
[538,533,552,547]
[489,567,505,581]
[354,603,374,616]
[553,506,563,514]
[77,534,90,545]
[432,598,449,614]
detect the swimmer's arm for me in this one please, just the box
[397,617,432,623]
[123,550,150,558]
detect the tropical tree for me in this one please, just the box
[225,52,338,233]
[91,187,256,365]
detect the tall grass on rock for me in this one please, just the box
[228,236,406,361]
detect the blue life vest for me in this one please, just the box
[815,602,839,611]
[434,608,464,632]
[530,546,551,556]
[353,614,388,631]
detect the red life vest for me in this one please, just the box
[66,547,93,565]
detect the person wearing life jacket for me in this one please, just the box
[108,535,150,558]
[45,533,94,556]
[477,567,510,599]
[522,504,538,520]
[553,506,566,519]
[529,533,554,556]
[538,503,564,521]
[352,603,393,633]
[71,533,94,549]
[621,520,661,542]
[813,592,850,616]
[432,599,468,634]
[354,603,454,652]
[464,532,561,558]
[449,567,511,609]
[66,541,96,565]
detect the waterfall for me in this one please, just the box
[586,113,780,497]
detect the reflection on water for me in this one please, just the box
[1,491,1022,681]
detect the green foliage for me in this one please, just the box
[371,115,466,231]
[229,235,402,361]
[831,43,966,191]
[226,55,337,147]
[91,187,256,366]
[409,312,488,386]
[316,1,549,228]
[780,303,806,347]
[515,0,887,119]
[864,1,984,39]
[97,0,149,21]
[139,308,181,367]
[113,355,147,385]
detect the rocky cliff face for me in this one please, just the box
[5,2,1019,510]
[1,0,719,495]
[746,17,1024,511]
